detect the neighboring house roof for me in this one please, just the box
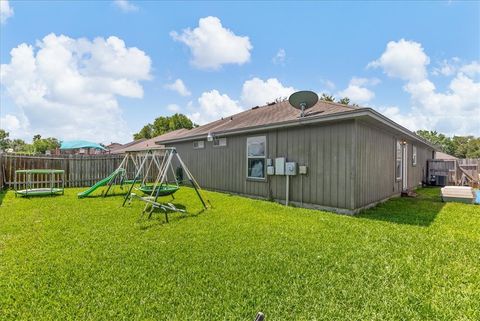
[435,151,457,160]
[155,100,437,150]
[106,142,123,150]
[60,140,107,151]
[111,129,190,153]
[109,138,147,154]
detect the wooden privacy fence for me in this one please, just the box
[427,158,480,187]
[0,153,4,190]
[0,153,128,188]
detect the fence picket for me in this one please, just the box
[0,153,128,188]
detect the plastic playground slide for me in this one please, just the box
[77,169,125,198]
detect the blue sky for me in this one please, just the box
[1,0,479,143]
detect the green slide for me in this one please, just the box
[77,169,125,198]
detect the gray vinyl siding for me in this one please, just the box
[168,120,355,210]
[354,120,433,208]
[168,118,432,212]
[354,121,400,208]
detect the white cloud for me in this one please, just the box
[0,0,14,24]
[0,114,20,131]
[0,33,152,142]
[241,77,296,107]
[164,78,191,96]
[337,85,375,103]
[167,104,180,113]
[188,90,243,124]
[371,39,480,136]
[368,39,430,82]
[460,61,480,78]
[320,79,336,91]
[170,16,252,70]
[272,49,286,65]
[337,77,378,103]
[349,77,381,87]
[376,106,428,132]
[432,57,461,76]
[113,0,138,12]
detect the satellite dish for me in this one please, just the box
[288,91,319,117]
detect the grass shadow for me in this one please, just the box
[136,203,206,230]
[356,188,444,227]
[0,189,6,206]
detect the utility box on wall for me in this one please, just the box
[275,157,286,175]
[285,162,297,175]
[267,166,275,175]
[299,165,308,175]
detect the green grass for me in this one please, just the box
[0,187,479,320]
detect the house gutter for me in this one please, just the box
[157,108,438,150]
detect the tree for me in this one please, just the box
[0,129,11,151]
[415,130,455,155]
[337,97,350,105]
[320,93,335,102]
[31,135,60,154]
[451,136,480,158]
[9,139,27,152]
[267,97,288,105]
[134,113,196,140]
[133,124,154,140]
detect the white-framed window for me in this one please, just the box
[213,137,227,147]
[247,136,266,179]
[395,140,402,180]
[412,145,417,166]
[193,140,205,149]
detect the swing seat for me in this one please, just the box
[138,184,180,196]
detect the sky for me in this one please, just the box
[0,0,479,144]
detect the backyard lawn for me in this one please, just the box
[0,187,479,320]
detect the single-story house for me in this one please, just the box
[110,129,189,154]
[434,151,457,160]
[156,99,437,214]
[105,142,124,153]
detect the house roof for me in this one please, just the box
[155,99,437,150]
[109,138,146,154]
[435,151,457,160]
[156,100,356,141]
[111,129,190,153]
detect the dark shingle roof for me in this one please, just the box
[111,129,190,153]
[157,100,358,143]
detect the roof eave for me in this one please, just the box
[156,108,438,150]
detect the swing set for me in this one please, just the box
[123,147,208,221]
[78,146,208,221]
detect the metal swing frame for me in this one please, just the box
[103,148,164,197]
[124,147,208,222]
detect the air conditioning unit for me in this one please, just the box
[429,175,447,186]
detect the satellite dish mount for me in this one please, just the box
[288,91,319,117]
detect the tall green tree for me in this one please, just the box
[0,129,11,151]
[134,113,196,140]
[31,135,60,154]
[9,139,27,152]
[320,93,335,102]
[451,136,480,158]
[133,124,154,140]
[415,130,455,155]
